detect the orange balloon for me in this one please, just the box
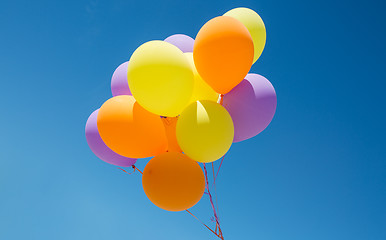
[193,16,254,94]
[142,152,205,212]
[97,95,167,158]
[161,117,182,153]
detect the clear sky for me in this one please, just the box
[1,0,386,239]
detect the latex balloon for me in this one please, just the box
[164,34,194,53]
[97,95,168,158]
[85,109,136,167]
[193,16,254,94]
[224,7,266,63]
[161,117,182,153]
[184,52,219,104]
[111,61,131,96]
[223,74,276,142]
[176,100,234,163]
[142,152,205,212]
[128,40,194,117]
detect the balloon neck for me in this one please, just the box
[218,94,224,105]
[161,116,182,153]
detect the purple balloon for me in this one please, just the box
[164,34,194,53]
[85,109,137,167]
[223,74,277,142]
[111,62,131,96]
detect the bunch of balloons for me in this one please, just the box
[85,7,276,213]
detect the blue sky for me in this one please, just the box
[1,0,386,239]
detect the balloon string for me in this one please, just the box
[118,167,134,174]
[185,209,222,239]
[212,163,219,235]
[212,94,224,237]
[203,163,224,239]
[212,162,216,183]
[212,162,219,214]
[212,162,221,230]
[214,87,226,238]
[133,165,143,174]
[118,165,142,175]
[214,155,225,184]
[211,155,226,236]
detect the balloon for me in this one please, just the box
[222,74,277,142]
[224,7,266,63]
[193,16,254,94]
[161,117,182,153]
[127,40,194,117]
[164,34,194,53]
[111,61,131,96]
[142,152,205,212]
[97,95,168,158]
[85,109,136,167]
[184,52,219,104]
[176,100,234,163]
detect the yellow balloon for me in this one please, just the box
[184,53,219,103]
[128,41,194,117]
[176,100,234,163]
[224,7,266,63]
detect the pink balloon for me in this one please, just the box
[222,74,277,142]
[85,109,136,167]
[111,62,131,96]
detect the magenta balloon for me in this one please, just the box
[111,62,131,96]
[164,34,194,53]
[223,74,277,142]
[85,109,137,167]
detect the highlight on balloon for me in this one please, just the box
[85,7,276,240]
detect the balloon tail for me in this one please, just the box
[217,94,224,105]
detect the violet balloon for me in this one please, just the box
[164,34,194,53]
[111,61,131,96]
[223,74,277,142]
[85,109,137,167]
